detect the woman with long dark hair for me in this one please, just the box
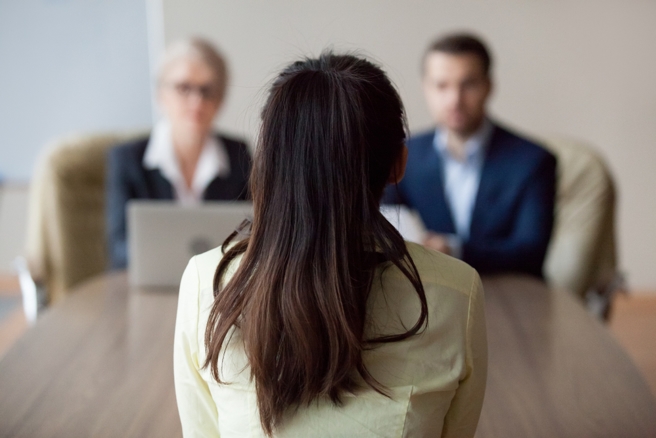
[174,52,487,437]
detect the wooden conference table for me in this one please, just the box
[1,273,655,438]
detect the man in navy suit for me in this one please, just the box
[384,33,556,277]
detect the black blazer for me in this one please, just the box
[106,133,252,269]
[383,122,557,278]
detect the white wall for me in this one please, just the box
[0,0,153,182]
[0,185,29,274]
[161,0,656,290]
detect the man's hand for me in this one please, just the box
[422,232,452,255]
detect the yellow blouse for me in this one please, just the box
[174,241,487,437]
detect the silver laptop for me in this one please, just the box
[127,200,253,287]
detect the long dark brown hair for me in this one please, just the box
[203,52,428,435]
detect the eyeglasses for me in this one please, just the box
[168,82,219,101]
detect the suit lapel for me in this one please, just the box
[470,125,503,238]
[413,133,456,233]
[144,168,174,199]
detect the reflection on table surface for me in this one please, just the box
[0,272,654,438]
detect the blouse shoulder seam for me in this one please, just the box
[464,272,477,375]
[191,255,202,366]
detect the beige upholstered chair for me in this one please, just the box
[541,137,622,318]
[25,131,147,304]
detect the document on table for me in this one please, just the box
[380,205,427,244]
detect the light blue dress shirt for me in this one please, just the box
[434,119,494,257]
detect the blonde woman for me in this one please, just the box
[106,38,251,269]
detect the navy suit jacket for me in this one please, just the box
[106,134,252,270]
[383,123,556,277]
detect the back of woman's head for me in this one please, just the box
[254,53,406,208]
[204,52,427,435]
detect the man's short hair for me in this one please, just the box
[424,33,492,77]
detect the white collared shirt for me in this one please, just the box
[434,119,494,252]
[143,120,231,205]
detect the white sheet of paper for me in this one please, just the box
[380,205,427,244]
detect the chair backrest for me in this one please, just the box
[25,131,148,303]
[541,137,618,299]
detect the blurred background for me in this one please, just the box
[1,0,655,292]
[0,2,656,434]
[0,0,655,387]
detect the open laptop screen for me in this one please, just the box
[127,200,253,287]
